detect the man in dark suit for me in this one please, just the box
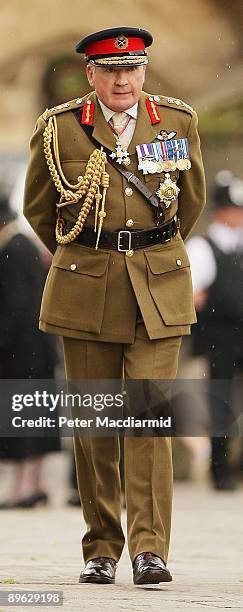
[187,171,243,490]
[0,193,59,507]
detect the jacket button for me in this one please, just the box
[125,187,133,197]
[126,250,134,257]
[70,263,77,271]
[176,259,182,267]
[126,219,134,227]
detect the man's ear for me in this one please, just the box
[86,64,95,86]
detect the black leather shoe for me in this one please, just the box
[0,492,48,509]
[213,477,237,491]
[133,552,172,585]
[79,557,117,584]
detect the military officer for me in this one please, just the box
[24,27,206,585]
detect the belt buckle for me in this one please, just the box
[162,229,171,243]
[118,230,132,252]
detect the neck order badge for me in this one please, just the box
[109,112,132,166]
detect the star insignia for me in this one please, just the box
[110,145,130,165]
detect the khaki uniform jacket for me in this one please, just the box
[24,91,206,343]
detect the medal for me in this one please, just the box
[137,159,158,174]
[156,173,180,208]
[110,144,130,165]
[108,114,131,166]
[136,137,191,175]
[177,159,191,170]
[156,160,177,172]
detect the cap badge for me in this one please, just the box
[115,36,129,49]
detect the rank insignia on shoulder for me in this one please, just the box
[136,138,191,174]
[42,97,84,121]
[156,130,177,141]
[167,97,194,112]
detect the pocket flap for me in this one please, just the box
[52,244,110,277]
[145,246,190,275]
[144,170,179,183]
[60,160,88,184]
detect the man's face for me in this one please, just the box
[86,64,146,111]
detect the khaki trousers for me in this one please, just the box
[63,322,181,564]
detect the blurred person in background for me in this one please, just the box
[187,171,243,491]
[0,193,60,508]
[8,159,78,508]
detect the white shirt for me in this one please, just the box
[98,99,138,149]
[186,222,243,293]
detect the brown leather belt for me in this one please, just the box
[66,217,178,251]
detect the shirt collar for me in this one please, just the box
[98,99,138,123]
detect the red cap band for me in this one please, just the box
[86,37,145,57]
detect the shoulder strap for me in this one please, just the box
[73,111,165,225]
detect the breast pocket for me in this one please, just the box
[145,241,196,326]
[144,170,179,188]
[60,159,88,184]
[40,243,110,334]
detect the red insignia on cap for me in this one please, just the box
[146,97,161,124]
[81,99,95,125]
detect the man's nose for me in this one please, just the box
[114,70,129,86]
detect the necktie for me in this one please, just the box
[112,112,129,135]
